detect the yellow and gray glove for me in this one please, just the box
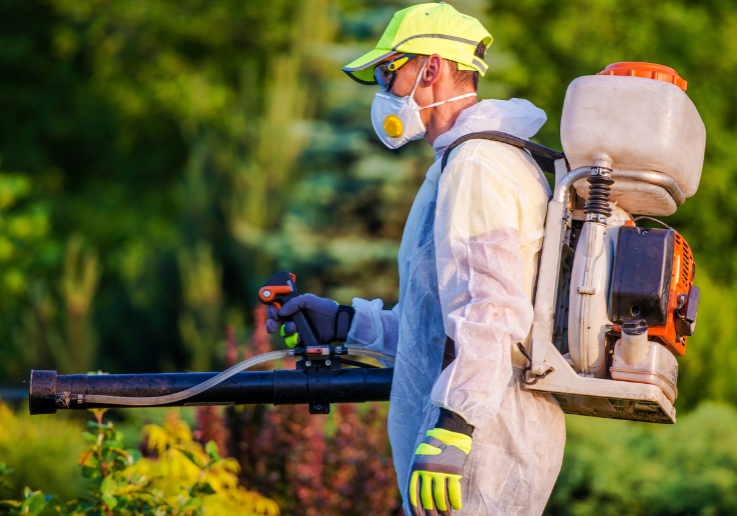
[409,409,474,516]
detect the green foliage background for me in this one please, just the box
[1,0,737,513]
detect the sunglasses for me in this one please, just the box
[374,54,419,92]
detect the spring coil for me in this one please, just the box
[583,167,614,220]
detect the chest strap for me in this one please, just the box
[440,130,565,175]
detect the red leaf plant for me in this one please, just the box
[225,305,404,516]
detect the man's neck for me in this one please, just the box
[424,95,478,146]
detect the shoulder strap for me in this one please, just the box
[439,131,566,175]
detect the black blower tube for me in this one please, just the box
[29,368,393,415]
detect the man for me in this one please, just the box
[267,3,566,515]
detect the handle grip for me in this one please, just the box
[258,271,321,347]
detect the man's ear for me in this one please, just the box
[421,54,444,87]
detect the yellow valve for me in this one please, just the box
[384,115,403,138]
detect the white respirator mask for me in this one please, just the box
[370,59,477,149]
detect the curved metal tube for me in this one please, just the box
[553,167,592,204]
[553,167,686,207]
[612,169,685,206]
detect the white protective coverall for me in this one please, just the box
[347,98,567,516]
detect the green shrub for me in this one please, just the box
[546,402,737,516]
[0,403,89,500]
[0,408,279,516]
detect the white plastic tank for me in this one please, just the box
[561,63,706,216]
[610,333,679,404]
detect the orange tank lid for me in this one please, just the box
[597,62,687,92]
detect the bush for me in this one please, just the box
[0,408,279,516]
[0,403,89,500]
[232,402,402,516]
[546,402,737,516]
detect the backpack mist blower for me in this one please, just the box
[29,62,704,425]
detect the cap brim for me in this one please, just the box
[342,49,398,85]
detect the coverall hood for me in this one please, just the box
[432,98,547,160]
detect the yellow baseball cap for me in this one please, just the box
[342,2,493,85]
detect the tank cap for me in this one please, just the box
[597,62,687,92]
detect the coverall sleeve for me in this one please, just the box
[346,298,399,358]
[430,143,536,428]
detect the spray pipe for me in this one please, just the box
[30,271,395,416]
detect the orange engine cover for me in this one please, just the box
[647,231,696,355]
[614,221,696,355]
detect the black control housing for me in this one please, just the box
[609,226,674,326]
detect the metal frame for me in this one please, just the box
[526,162,681,424]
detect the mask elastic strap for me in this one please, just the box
[409,58,429,100]
[418,92,477,111]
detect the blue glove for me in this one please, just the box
[265,293,355,347]
[409,409,474,516]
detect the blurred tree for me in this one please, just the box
[178,241,223,371]
[60,234,100,372]
[485,0,737,281]
[0,0,328,374]
[0,171,53,306]
[0,166,60,375]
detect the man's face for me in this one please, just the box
[373,53,470,133]
[385,54,426,97]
